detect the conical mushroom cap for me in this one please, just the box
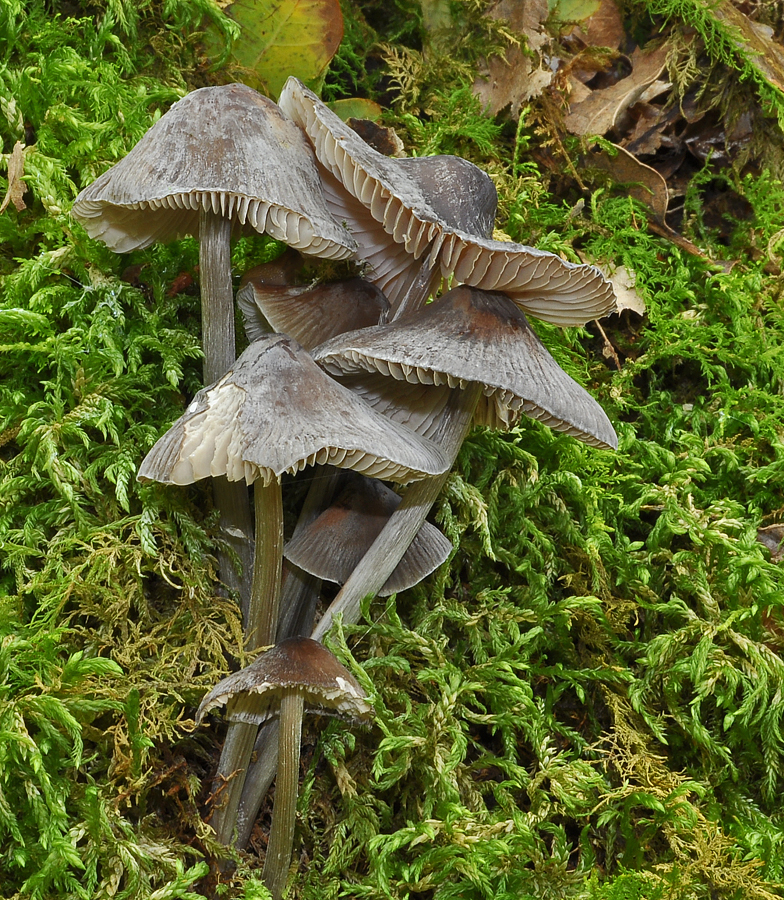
[314,285,618,449]
[196,636,373,725]
[72,83,356,260]
[137,334,450,487]
[237,277,389,348]
[279,77,615,324]
[284,474,452,595]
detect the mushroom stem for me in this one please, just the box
[233,472,337,849]
[209,479,284,845]
[229,385,481,849]
[199,209,236,385]
[247,480,285,650]
[199,207,255,618]
[391,251,439,321]
[312,381,482,641]
[263,691,305,900]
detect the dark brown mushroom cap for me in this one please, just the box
[72,84,356,260]
[195,636,373,725]
[136,334,450,487]
[314,285,618,449]
[237,277,389,348]
[284,473,452,595]
[279,77,616,325]
[238,248,305,289]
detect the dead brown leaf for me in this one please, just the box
[758,525,784,563]
[473,0,553,116]
[565,43,669,136]
[572,0,624,50]
[589,142,669,222]
[587,142,707,258]
[710,1,784,96]
[0,141,27,214]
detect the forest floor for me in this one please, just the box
[3,1,784,898]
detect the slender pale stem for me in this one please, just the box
[199,207,255,618]
[392,251,439,321]
[312,383,481,641]
[263,691,305,900]
[246,481,285,651]
[209,480,284,846]
[199,209,235,385]
[233,469,338,848]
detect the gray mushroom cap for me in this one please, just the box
[284,473,453,595]
[72,83,356,260]
[279,77,616,325]
[314,285,618,449]
[136,333,450,487]
[237,277,390,348]
[195,636,373,725]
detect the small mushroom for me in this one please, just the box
[73,84,357,610]
[196,636,373,900]
[138,333,449,650]
[137,334,449,491]
[303,285,616,642]
[72,84,354,260]
[315,284,618,450]
[72,83,357,385]
[237,277,389,348]
[284,473,452,595]
[279,77,615,325]
[138,334,447,844]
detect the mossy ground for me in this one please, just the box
[2,1,784,897]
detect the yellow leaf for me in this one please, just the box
[203,0,343,100]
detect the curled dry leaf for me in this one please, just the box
[588,141,669,223]
[709,0,784,96]
[757,525,784,563]
[565,44,669,136]
[0,141,27,214]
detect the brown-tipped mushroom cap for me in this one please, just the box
[72,84,356,260]
[237,277,389,348]
[137,333,449,486]
[279,77,615,325]
[195,636,373,725]
[284,474,452,595]
[314,285,618,449]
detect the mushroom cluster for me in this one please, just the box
[72,77,618,897]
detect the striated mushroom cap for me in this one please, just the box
[314,285,618,449]
[279,77,615,325]
[72,83,356,260]
[237,277,389,348]
[284,473,452,595]
[196,636,373,725]
[136,333,450,487]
